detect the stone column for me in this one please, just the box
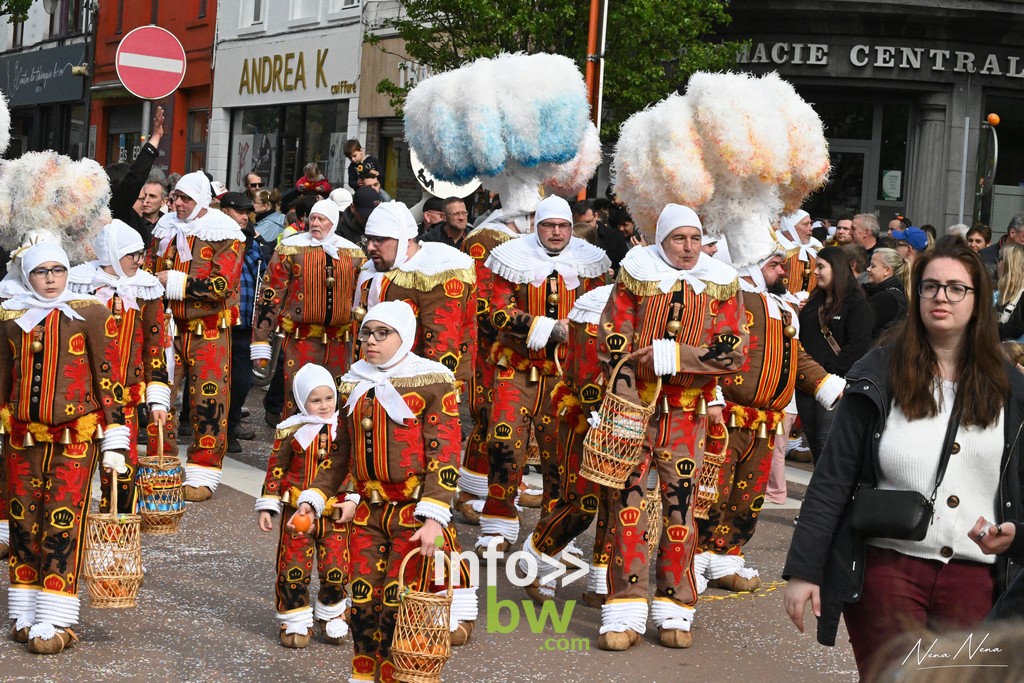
[907,92,950,227]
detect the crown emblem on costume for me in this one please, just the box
[619,508,641,526]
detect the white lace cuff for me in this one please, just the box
[708,384,725,407]
[164,270,187,301]
[101,425,131,452]
[146,382,171,411]
[255,497,283,514]
[296,489,327,517]
[815,374,845,410]
[415,500,452,527]
[526,316,557,351]
[652,338,680,376]
[251,342,272,361]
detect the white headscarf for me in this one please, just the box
[174,171,213,222]
[282,199,354,260]
[84,219,157,310]
[650,203,719,294]
[1,242,87,332]
[355,202,419,308]
[275,364,339,449]
[737,250,795,321]
[779,210,821,262]
[534,195,573,225]
[343,301,418,424]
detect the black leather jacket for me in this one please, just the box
[783,344,1024,645]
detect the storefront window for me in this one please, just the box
[230,102,350,192]
[876,104,908,203]
[815,101,873,140]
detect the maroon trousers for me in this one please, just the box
[842,545,994,678]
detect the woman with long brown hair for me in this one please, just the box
[795,246,875,463]
[783,236,1024,678]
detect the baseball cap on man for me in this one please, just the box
[219,192,254,212]
[352,187,382,218]
[891,227,928,252]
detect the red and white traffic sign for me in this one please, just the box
[116,26,187,100]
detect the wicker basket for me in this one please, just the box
[83,468,143,608]
[137,423,185,534]
[392,550,453,683]
[693,424,730,521]
[580,356,661,489]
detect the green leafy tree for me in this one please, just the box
[365,0,743,139]
[1,0,32,23]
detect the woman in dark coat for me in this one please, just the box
[783,237,1024,678]
[795,246,875,463]
[863,247,909,340]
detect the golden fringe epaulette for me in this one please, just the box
[617,269,739,301]
[387,267,476,292]
[338,371,454,396]
[276,244,366,260]
[0,298,100,320]
[274,424,303,440]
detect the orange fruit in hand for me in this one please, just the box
[290,512,312,533]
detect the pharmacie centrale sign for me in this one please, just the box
[737,41,1024,80]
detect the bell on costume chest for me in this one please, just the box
[360,417,374,432]
[352,306,367,321]
[30,339,43,353]
[783,325,797,339]
[665,319,682,336]
[546,292,559,305]
[164,259,175,270]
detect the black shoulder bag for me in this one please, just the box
[847,412,960,541]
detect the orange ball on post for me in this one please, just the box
[987,113,1000,126]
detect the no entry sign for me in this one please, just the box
[116,26,187,100]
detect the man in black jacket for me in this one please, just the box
[105,106,164,244]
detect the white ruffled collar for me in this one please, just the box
[568,284,614,324]
[282,231,361,260]
[621,246,737,293]
[153,209,244,243]
[486,234,609,287]
[397,241,473,275]
[68,262,164,303]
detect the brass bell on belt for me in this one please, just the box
[410,484,423,500]
[30,340,43,353]
[665,320,682,336]
[220,315,229,330]
[60,428,73,445]
[275,325,285,340]
[528,366,540,383]
[23,431,35,447]
[661,395,670,414]
[369,489,383,504]
[727,412,737,428]
[783,325,797,339]
[360,417,374,432]
[293,327,302,340]
[352,306,367,321]
[696,397,707,416]
[193,321,204,337]
[757,422,768,439]
[546,292,559,305]
[343,329,351,342]
[322,332,329,344]
[94,424,105,439]
[0,421,7,435]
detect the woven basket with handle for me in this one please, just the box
[392,550,454,683]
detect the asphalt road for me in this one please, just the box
[0,388,859,682]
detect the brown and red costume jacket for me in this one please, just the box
[353,242,476,390]
[551,284,614,435]
[721,287,844,432]
[252,237,366,353]
[781,239,820,298]
[485,235,610,377]
[298,358,462,527]
[0,300,127,444]
[147,210,245,332]
[462,224,519,353]
[597,247,747,410]
[256,423,341,515]
[68,265,169,410]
